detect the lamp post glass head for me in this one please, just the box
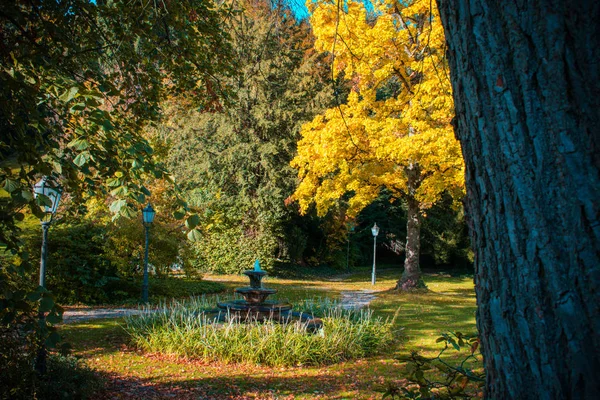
[371,223,380,237]
[142,203,155,224]
[33,177,62,217]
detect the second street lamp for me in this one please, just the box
[371,223,380,285]
[32,176,62,375]
[141,203,156,303]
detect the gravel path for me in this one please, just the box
[62,308,147,324]
[339,290,377,309]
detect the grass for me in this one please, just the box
[59,269,479,399]
[123,298,396,367]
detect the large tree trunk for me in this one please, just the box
[396,164,426,290]
[436,0,600,398]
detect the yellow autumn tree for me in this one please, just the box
[291,0,464,289]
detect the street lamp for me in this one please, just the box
[32,176,62,374]
[371,223,380,285]
[141,203,155,303]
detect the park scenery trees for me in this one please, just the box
[0,0,598,398]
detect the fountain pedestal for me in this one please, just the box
[217,269,292,321]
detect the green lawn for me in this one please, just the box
[59,269,479,399]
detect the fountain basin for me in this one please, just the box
[216,299,292,321]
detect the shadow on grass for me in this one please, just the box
[95,357,401,399]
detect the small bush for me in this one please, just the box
[149,278,225,299]
[103,277,226,303]
[124,298,396,367]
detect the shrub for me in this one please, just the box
[0,324,101,400]
[22,222,118,304]
[103,277,226,303]
[124,297,396,367]
[149,278,225,299]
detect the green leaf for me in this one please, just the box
[46,312,62,324]
[59,86,79,103]
[185,214,200,229]
[36,193,53,207]
[120,205,136,219]
[70,102,86,111]
[109,199,127,214]
[449,339,460,351]
[3,179,19,193]
[27,291,42,302]
[52,161,62,174]
[141,186,151,196]
[20,190,33,201]
[173,210,185,220]
[102,120,115,131]
[67,138,89,151]
[39,296,55,313]
[436,336,446,343]
[106,178,121,187]
[110,186,128,197]
[187,228,202,242]
[73,152,90,167]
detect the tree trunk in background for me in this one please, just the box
[396,164,426,290]
[437,0,600,398]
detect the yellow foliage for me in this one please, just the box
[292,0,464,216]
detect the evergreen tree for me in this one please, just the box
[159,0,333,272]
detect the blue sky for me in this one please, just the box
[283,0,376,21]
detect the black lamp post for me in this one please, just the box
[371,223,380,285]
[32,176,62,374]
[141,203,155,303]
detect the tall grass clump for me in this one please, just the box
[123,297,396,367]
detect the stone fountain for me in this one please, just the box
[216,260,293,321]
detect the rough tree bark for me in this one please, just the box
[396,164,427,290]
[436,0,600,398]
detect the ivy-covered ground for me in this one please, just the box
[59,269,478,399]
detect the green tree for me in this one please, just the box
[159,0,334,272]
[0,0,235,386]
[0,0,234,251]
